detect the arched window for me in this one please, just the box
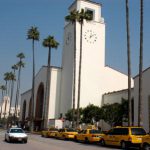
[35,83,44,119]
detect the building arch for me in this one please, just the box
[34,82,44,130]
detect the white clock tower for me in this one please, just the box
[59,0,130,117]
[60,0,105,116]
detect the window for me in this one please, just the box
[89,129,101,134]
[131,128,146,135]
[85,8,94,20]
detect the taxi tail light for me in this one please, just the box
[128,136,132,141]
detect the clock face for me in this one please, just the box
[66,32,72,45]
[84,30,97,44]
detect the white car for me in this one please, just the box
[5,127,28,143]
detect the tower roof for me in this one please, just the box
[69,0,101,10]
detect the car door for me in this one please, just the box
[79,130,87,141]
[104,129,115,145]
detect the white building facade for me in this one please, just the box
[20,0,133,130]
[134,67,150,132]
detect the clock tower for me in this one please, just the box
[60,0,105,116]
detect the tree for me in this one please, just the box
[125,0,132,126]
[138,0,144,126]
[101,100,128,127]
[65,108,83,123]
[14,53,25,122]
[0,85,6,119]
[8,72,16,117]
[82,104,102,124]
[42,35,59,128]
[27,26,40,131]
[4,72,10,96]
[76,9,92,127]
[65,10,79,128]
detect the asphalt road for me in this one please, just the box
[0,130,138,150]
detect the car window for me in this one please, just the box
[49,128,58,131]
[131,128,146,135]
[66,129,76,132]
[82,130,87,134]
[107,129,114,135]
[10,129,24,133]
[89,129,101,134]
[113,128,129,135]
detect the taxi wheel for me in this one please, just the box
[85,137,89,143]
[74,136,78,142]
[143,144,150,150]
[45,134,48,138]
[100,139,105,146]
[121,141,128,149]
[8,137,12,143]
[63,135,66,140]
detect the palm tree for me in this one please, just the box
[27,26,40,131]
[4,72,10,96]
[8,72,16,117]
[0,85,6,119]
[76,9,92,127]
[65,10,79,128]
[125,0,132,126]
[42,35,59,128]
[14,53,25,122]
[138,0,144,127]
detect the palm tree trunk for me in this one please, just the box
[9,80,14,117]
[44,47,51,128]
[77,21,83,127]
[138,0,143,127]
[14,66,21,120]
[4,98,7,119]
[72,22,77,128]
[31,39,35,131]
[125,0,132,126]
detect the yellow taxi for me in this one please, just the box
[41,128,58,138]
[55,128,78,140]
[141,135,150,149]
[74,129,104,143]
[100,126,147,149]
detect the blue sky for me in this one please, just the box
[0,0,150,98]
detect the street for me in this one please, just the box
[0,131,138,150]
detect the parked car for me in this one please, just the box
[74,129,103,143]
[55,128,78,140]
[100,126,147,149]
[41,128,58,138]
[141,135,150,150]
[5,127,28,143]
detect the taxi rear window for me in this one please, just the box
[89,130,101,134]
[131,128,146,135]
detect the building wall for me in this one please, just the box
[134,68,150,132]
[102,88,134,105]
[20,66,62,121]
[20,89,31,121]
[49,68,62,119]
